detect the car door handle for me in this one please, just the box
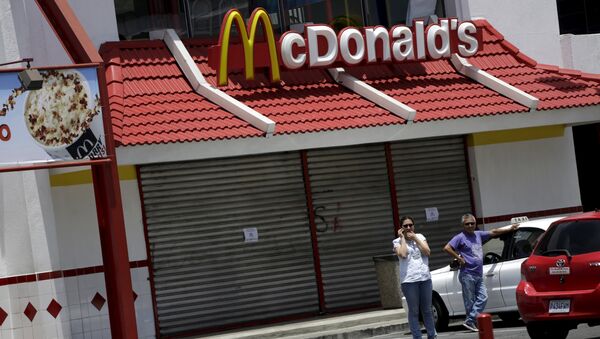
[485,273,495,277]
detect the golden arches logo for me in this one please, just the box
[217,8,280,86]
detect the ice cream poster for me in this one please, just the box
[0,67,106,167]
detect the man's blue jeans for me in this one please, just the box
[459,272,488,325]
[401,279,437,339]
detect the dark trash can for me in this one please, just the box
[372,254,403,309]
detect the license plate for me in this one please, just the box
[549,299,570,313]
[549,267,570,275]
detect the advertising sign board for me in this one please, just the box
[209,8,482,86]
[0,66,106,168]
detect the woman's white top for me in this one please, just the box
[392,233,431,283]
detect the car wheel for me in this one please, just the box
[526,322,569,339]
[498,312,520,324]
[431,295,449,331]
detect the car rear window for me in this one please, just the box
[534,220,600,256]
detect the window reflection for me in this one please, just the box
[188,0,281,37]
[285,0,363,31]
[363,0,444,26]
[115,0,188,40]
[114,0,446,40]
[188,0,248,38]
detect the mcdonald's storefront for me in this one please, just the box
[83,10,600,337]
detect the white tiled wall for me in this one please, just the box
[0,267,155,339]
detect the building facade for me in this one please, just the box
[0,0,599,338]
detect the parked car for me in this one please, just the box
[516,211,600,339]
[411,216,562,331]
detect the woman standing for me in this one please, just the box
[393,216,437,339]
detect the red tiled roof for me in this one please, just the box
[100,41,264,146]
[100,20,600,147]
[188,43,404,136]
[344,61,528,123]
[469,20,600,111]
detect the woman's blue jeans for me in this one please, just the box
[401,279,437,339]
[459,271,488,325]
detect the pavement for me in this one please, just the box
[188,308,409,339]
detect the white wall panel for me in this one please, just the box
[469,127,581,219]
[51,178,146,268]
[464,0,563,66]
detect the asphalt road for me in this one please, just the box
[372,318,600,339]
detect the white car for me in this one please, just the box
[405,216,563,330]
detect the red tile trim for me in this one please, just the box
[536,64,560,72]
[499,40,519,55]
[476,206,583,224]
[23,303,37,322]
[557,68,582,77]
[515,52,537,67]
[0,260,149,286]
[0,307,7,326]
[581,73,600,82]
[481,20,505,40]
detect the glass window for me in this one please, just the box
[535,220,600,256]
[115,0,188,40]
[187,0,248,38]
[113,0,450,40]
[483,237,505,264]
[284,0,364,31]
[253,0,283,31]
[557,0,600,35]
[510,228,544,260]
[187,0,281,38]
[363,0,444,26]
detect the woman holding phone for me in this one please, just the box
[393,216,437,339]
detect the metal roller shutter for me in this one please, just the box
[306,144,394,310]
[391,136,473,270]
[139,152,319,337]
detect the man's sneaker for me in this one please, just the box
[462,321,478,332]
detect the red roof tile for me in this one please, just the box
[100,20,600,146]
[469,20,600,111]
[100,42,264,146]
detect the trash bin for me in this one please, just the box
[372,254,403,309]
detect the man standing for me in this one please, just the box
[443,214,518,332]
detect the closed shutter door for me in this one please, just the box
[306,144,394,309]
[391,136,473,270]
[139,152,319,337]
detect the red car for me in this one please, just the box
[516,211,600,339]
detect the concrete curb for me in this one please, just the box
[287,320,410,339]
[192,309,408,339]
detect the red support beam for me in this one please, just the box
[34,0,102,63]
[300,150,326,313]
[384,143,400,236]
[34,1,138,338]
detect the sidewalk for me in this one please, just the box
[188,308,409,339]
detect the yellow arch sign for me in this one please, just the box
[217,8,280,86]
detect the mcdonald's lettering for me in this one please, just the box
[217,8,280,86]
[66,128,104,159]
[211,9,482,86]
